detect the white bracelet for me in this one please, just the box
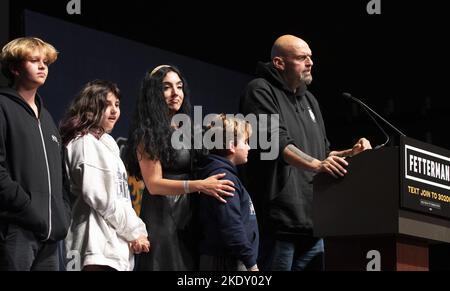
[183,180,190,194]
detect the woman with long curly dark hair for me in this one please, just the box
[60,80,150,271]
[125,65,234,270]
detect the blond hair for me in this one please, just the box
[206,113,252,156]
[0,37,58,82]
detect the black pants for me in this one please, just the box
[199,255,247,271]
[0,223,58,271]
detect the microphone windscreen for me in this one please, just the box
[342,92,352,99]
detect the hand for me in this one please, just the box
[199,173,235,203]
[317,155,348,178]
[248,264,259,271]
[351,137,372,157]
[130,235,150,254]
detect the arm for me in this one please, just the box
[68,137,148,242]
[138,155,235,203]
[0,107,30,212]
[78,162,148,242]
[329,138,372,158]
[61,147,73,226]
[0,108,45,233]
[283,144,348,178]
[283,137,372,178]
[243,84,345,177]
[240,84,295,162]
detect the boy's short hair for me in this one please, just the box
[206,113,252,157]
[0,37,58,83]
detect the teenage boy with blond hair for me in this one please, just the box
[0,37,71,270]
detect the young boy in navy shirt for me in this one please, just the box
[197,114,259,271]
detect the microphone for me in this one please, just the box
[342,92,406,149]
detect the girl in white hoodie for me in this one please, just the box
[60,80,150,271]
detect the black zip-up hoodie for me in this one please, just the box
[0,87,71,241]
[196,154,259,269]
[239,62,330,238]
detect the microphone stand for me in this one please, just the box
[343,92,406,149]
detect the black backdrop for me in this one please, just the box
[22,10,252,140]
[9,0,450,151]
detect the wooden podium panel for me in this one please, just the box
[324,236,428,271]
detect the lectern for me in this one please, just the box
[313,137,450,271]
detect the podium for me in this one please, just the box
[313,137,450,271]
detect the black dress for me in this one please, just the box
[135,148,198,270]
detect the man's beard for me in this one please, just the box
[301,73,313,85]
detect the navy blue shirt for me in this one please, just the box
[196,154,259,268]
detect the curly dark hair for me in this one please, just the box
[59,79,121,146]
[125,65,192,179]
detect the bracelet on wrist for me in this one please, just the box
[183,180,190,194]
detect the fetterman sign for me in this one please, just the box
[401,137,450,219]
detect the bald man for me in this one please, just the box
[239,35,371,271]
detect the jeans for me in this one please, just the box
[259,235,324,271]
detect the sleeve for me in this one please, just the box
[70,138,147,242]
[0,107,30,212]
[205,172,257,268]
[240,82,296,161]
[0,107,45,234]
[61,148,73,226]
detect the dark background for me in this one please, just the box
[5,0,450,271]
[8,0,450,150]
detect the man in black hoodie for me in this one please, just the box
[0,37,71,270]
[239,35,371,271]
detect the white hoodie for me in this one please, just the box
[65,133,147,271]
